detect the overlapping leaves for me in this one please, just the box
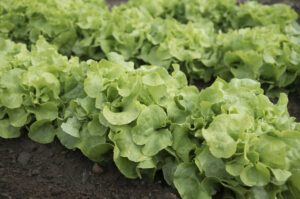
[1,0,300,198]
[216,26,300,95]
[0,0,108,57]
[1,38,300,198]
[1,0,300,94]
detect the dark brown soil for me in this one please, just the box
[288,94,300,122]
[1,1,299,199]
[106,0,127,7]
[0,137,179,199]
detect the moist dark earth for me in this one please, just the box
[1,0,300,199]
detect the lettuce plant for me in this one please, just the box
[0,37,87,142]
[1,38,300,198]
[1,0,300,94]
[127,0,298,31]
[216,25,300,95]
[231,1,298,30]
[0,0,108,57]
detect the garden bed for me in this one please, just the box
[0,0,299,198]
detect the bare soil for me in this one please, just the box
[1,1,299,199]
[0,137,179,199]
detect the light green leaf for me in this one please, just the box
[132,105,172,156]
[78,126,112,162]
[0,69,24,109]
[87,115,107,136]
[0,119,21,138]
[56,127,80,149]
[61,117,81,138]
[141,67,168,86]
[113,146,139,179]
[271,169,291,185]
[7,107,28,127]
[225,156,247,177]
[195,146,228,178]
[255,135,287,168]
[174,163,211,199]
[103,102,141,126]
[171,124,196,162]
[203,114,241,158]
[84,66,102,98]
[32,102,58,121]
[28,120,56,144]
[240,163,270,187]
[107,52,134,69]
[113,127,149,162]
[162,157,178,186]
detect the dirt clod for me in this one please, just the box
[81,169,89,183]
[0,193,12,199]
[17,151,31,165]
[92,163,104,174]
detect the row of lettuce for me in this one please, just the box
[1,37,300,199]
[1,0,300,95]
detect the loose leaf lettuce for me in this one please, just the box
[0,1,300,198]
[1,0,300,94]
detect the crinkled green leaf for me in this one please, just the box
[7,107,28,127]
[255,135,287,168]
[28,119,56,144]
[113,127,149,162]
[171,124,196,162]
[87,115,107,136]
[174,163,211,199]
[0,119,21,138]
[103,102,141,126]
[162,157,178,186]
[232,1,298,29]
[78,125,112,163]
[195,146,228,178]
[132,105,172,156]
[203,114,241,158]
[113,146,139,179]
[240,163,270,187]
[30,102,58,121]
[0,2,300,198]
[61,117,81,138]
[271,168,292,185]
[225,156,247,177]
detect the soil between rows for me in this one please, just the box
[1,0,300,199]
